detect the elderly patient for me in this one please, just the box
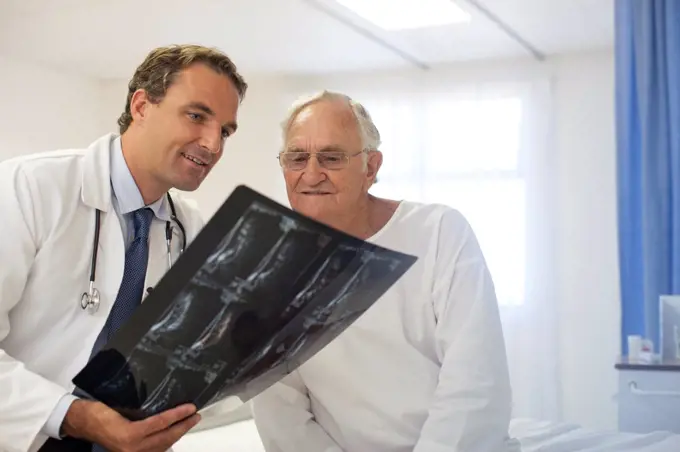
[251,91,520,452]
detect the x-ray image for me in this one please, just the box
[210,247,403,401]
[73,185,417,421]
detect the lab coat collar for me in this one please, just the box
[81,133,117,213]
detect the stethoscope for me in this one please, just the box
[80,193,186,314]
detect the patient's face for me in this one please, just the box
[282,100,379,227]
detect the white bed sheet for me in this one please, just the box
[510,418,680,452]
[175,419,264,452]
[174,418,680,452]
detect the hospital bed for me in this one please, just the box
[173,417,680,452]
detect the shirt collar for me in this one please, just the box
[110,136,171,221]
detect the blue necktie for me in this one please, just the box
[105,207,155,341]
[90,208,154,452]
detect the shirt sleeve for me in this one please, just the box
[412,210,516,452]
[252,371,344,452]
[42,394,79,439]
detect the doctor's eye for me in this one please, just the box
[188,112,204,122]
[221,127,232,139]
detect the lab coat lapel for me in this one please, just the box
[143,216,184,300]
[79,133,125,317]
[172,224,184,258]
[81,133,116,213]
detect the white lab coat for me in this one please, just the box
[0,134,205,452]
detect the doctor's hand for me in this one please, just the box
[62,399,201,451]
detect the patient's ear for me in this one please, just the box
[366,150,382,184]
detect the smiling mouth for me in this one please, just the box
[182,153,208,166]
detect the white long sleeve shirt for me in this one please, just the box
[252,201,521,452]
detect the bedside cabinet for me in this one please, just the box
[615,358,680,434]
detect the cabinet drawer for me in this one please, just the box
[617,370,680,434]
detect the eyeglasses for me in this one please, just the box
[278,150,365,171]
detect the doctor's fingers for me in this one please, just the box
[138,413,202,451]
[134,403,199,436]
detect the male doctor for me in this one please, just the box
[0,44,247,452]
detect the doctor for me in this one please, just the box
[0,44,247,452]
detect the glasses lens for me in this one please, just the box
[281,152,309,170]
[318,151,348,169]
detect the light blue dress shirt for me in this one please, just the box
[43,136,172,439]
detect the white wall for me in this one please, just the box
[551,51,619,430]
[0,56,109,160]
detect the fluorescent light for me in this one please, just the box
[334,0,470,30]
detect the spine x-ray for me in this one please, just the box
[72,185,417,421]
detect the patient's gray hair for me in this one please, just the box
[281,91,382,156]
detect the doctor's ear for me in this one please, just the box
[129,89,157,124]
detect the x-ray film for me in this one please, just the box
[72,185,417,421]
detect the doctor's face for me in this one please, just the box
[133,63,241,192]
[281,100,380,227]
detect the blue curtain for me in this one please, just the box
[616,0,680,354]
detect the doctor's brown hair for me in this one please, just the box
[117,44,248,134]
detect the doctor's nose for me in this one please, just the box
[199,126,223,155]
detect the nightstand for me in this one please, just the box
[615,357,680,434]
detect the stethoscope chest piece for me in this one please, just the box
[81,284,100,314]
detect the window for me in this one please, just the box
[368,95,526,306]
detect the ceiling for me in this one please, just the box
[0,0,614,79]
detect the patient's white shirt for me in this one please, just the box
[252,201,520,452]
